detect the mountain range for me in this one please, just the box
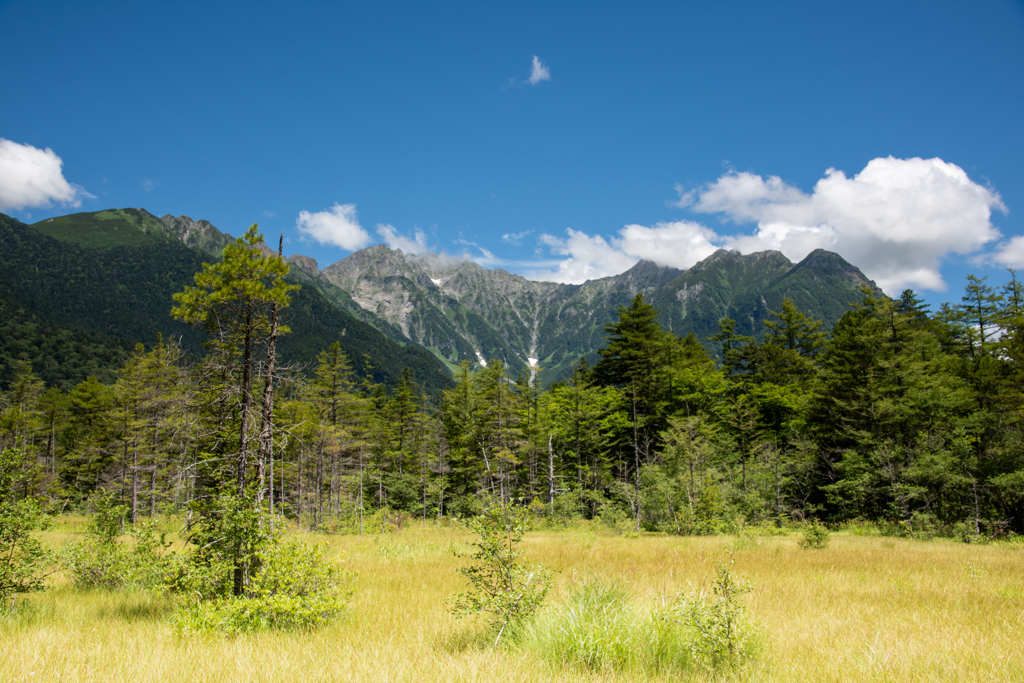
[0,207,878,390]
[309,238,877,381]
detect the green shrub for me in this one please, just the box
[519,563,758,675]
[0,449,54,605]
[668,557,756,669]
[62,493,174,591]
[172,491,274,600]
[521,580,640,670]
[449,499,552,646]
[176,541,352,633]
[596,504,633,536]
[799,519,831,549]
[519,579,690,673]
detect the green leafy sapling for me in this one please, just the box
[62,490,173,590]
[669,555,756,670]
[450,499,553,648]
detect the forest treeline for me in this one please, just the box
[2,226,1024,539]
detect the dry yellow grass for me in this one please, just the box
[1,521,1022,682]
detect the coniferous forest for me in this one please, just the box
[3,225,1023,539]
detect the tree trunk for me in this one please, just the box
[150,465,157,518]
[632,380,640,530]
[256,235,284,503]
[131,438,139,525]
[548,435,555,517]
[238,313,254,498]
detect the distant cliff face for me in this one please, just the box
[157,214,234,259]
[318,244,877,382]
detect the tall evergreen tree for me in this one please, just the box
[171,224,298,596]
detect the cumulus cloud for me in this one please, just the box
[140,178,158,192]
[0,138,92,211]
[688,157,1006,293]
[526,221,721,284]
[526,229,639,283]
[528,56,551,85]
[295,203,372,251]
[617,221,721,269]
[377,224,430,254]
[529,158,1005,292]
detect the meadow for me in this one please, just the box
[1,520,1022,682]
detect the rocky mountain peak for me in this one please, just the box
[791,248,877,289]
[616,259,685,289]
[687,248,792,274]
[286,253,319,275]
[158,214,232,258]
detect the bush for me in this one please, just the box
[0,449,54,605]
[62,492,174,591]
[668,557,756,669]
[597,504,633,536]
[176,541,352,633]
[449,499,552,646]
[799,519,831,549]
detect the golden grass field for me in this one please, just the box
[1,520,1022,682]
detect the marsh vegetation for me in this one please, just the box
[2,519,1022,682]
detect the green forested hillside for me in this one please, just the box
[2,212,208,347]
[0,212,452,395]
[652,249,876,349]
[0,297,131,389]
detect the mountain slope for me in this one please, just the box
[319,244,876,381]
[1,212,453,395]
[652,248,877,344]
[0,296,132,390]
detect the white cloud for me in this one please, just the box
[685,157,1006,293]
[993,236,1024,269]
[528,158,1005,292]
[617,221,721,270]
[527,229,639,283]
[295,203,372,251]
[527,221,720,284]
[502,230,532,245]
[528,56,551,85]
[377,224,430,254]
[0,138,92,212]
[453,237,502,267]
[140,178,158,192]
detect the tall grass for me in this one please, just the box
[1,521,1022,682]
[513,579,698,675]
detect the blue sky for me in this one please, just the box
[1,0,1022,308]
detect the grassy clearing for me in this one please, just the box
[1,521,1022,682]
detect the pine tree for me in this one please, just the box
[172,224,298,498]
[171,224,298,596]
